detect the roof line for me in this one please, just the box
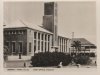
[18,19,28,27]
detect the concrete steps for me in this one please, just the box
[7,55,32,61]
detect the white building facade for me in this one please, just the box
[4,2,70,56]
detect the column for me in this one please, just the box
[65,39,66,53]
[62,38,64,52]
[61,38,62,52]
[46,34,48,52]
[49,35,52,52]
[43,33,45,52]
[67,39,70,54]
[58,37,60,52]
[65,40,67,53]
[59,37,61,52]
[63,39,65,53]
[32,31,34,56]
[62,39,63,53]
[64,39,65,53]
[40,33,42,52]
[60,38,61,52]
[36,32,38,53]
[64,39,66,53]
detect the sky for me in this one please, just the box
[4,1,96,45]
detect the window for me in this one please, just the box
[21,30,24,34]
[10,31,12,34]
[12,42,16,53]
[45,34,47,41]
[41,41,43,52]
[19,42,23,53]
[13,31,15,34]
[41,34,44,40]
[65,40,67,45]
[66,45,67,52]
[29,43,31,52]
[8,31,10,34]
[48,35,50,41]
[5,42,10,48]
[34,32,37,39]
[18,30,23,34]
[48,42,49,52]
[38,33,40,40]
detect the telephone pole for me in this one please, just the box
[72,32,74,39]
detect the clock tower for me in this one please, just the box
[43,2,58,50]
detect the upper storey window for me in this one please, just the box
[4,30,25,35]
[18,30,23,34]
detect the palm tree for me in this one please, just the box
[71,41,81,55]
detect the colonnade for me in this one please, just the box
[32,31,52,55]
[58,37,68,53]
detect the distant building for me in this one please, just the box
[70,38,96,55]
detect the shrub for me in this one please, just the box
[73,54,91,65]
[30,52,72,67]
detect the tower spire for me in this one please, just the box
[43,2,58,49]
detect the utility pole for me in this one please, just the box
[72,32,74,39]
[72,32,74,56]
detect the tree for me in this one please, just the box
[71,41,81,55]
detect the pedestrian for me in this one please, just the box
[57,62,62,68]
[76,64,80,68]
[24,62,26,67]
